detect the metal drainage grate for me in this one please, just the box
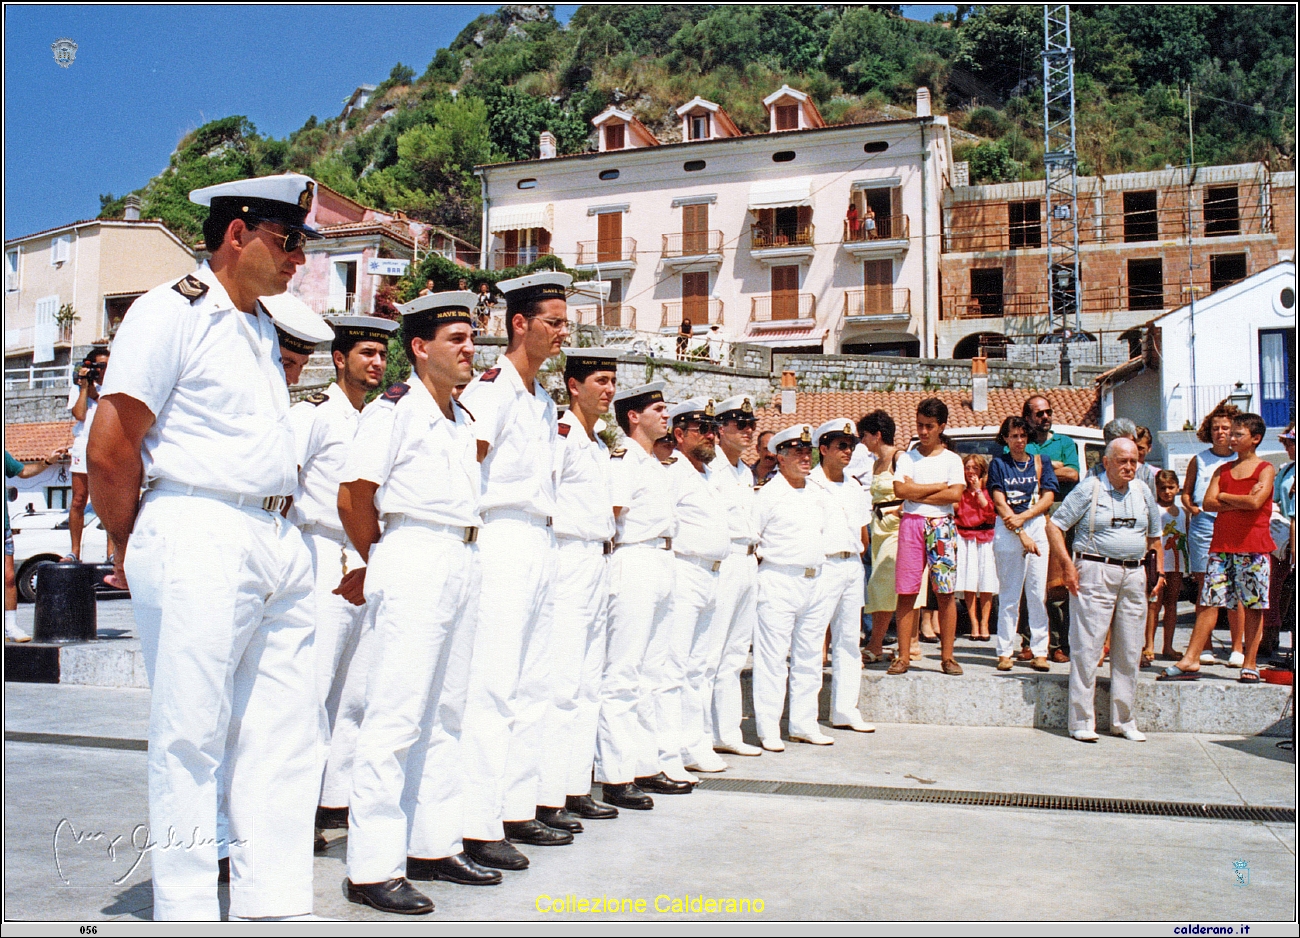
[694,777,1294,824]
[5,730,147,752]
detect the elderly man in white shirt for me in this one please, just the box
[753,424,832,751]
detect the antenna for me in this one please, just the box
[1042,5,1082,384]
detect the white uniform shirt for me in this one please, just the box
[287,382,360,533]
[99,262,296,497]
[609,442,675,545]
[847,443,874,507]
[710,454,759,545]
[344,378,479,528]
[807,464,870,556]
[459,355,557,518]
[668,456,730,562]
[755,473,828,568]
[896,446,966,518]
[552,410,616,543]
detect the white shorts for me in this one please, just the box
[956,536,999,594]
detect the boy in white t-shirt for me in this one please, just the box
[888,398,967,676]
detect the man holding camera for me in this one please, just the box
[66,345,112,562]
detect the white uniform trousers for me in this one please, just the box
[993,518,1050,659]
[817,555,866,726]
[673,557,722,769]
[708,550,758,749]
[125,492,319,921]
[594,546,675,784]
[753,565,824,741]
[1068,558,1146,735]
[460,518,557,840]
[537,539,611,806]
[304,530,371,809]
[345,525,478,882]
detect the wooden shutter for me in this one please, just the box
[683,203,708,255]
[772,265,799,320]
[537,228,551,256]
[605,123,624,150]
[503,229,518,267]
[796,205,812,243]
[864,259,892,315]
[889,188,903,239]
[597,212,621,262]
[682,271,708,324]
[776,104,798,130]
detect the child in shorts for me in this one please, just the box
[1143,469,1187,666]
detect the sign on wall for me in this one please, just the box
[366,258,409,277]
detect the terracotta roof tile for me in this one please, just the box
[4,421,75,462]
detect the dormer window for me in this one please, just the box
[604,124,624,151]
[763,85,825,134]
[592,106,661,152]
[775,105,798,131]
[690,113,710,141]
[674,97,741,142]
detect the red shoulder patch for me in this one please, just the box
[381,382,410,402]
[479,367,501,383]
[558,422,572,438]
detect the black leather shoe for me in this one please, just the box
[464,838,529,871]
[407,853,502,886]
[503,818,574,846]
[601,783,653,810]
[316,805,349,830]
[566,794,619,819]
[345,877,433,915]
[536,805,584,833]
[634,772,693,794]
[217,856,229,884]
[314,831,329,854]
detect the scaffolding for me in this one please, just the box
[1042,5,1082,351]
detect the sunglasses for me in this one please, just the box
[726,417,758,430]
[827,439,855,451]
[1110,518,1138,529]
[1034,409,1053,417]
[683,420,718,435]
[248,218,309,253]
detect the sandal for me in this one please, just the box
[862,650,888,665]
[1156,664,1200,682]
[1140,650,1155,668]
[1239,668,1261,684]
[886,657,910,676]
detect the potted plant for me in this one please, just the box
[55,303,79,343]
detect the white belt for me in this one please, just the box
[300,522,347,544]
[759,561,820,579]
[147,480,290,514]
[825,551,858,561]
[383,513,478,543]
[730,540,758,556]
[677,553,723,573]
[617,535,673,551]
[482,507,552,527]
[556,535,615,555]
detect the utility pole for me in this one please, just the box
[1186,85,1200,425]
[1042,5,1082,385]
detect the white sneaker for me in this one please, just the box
[789,730,835,746]
[1227,651,1245,668]
[715,740,762,757]
[5,626,31,643]
[669,768,699,784]
[760,737,785,752]
[832,718,876,733]
[1070,729,1100,743]
[684,751,729,773]
[1112,726,1146,742]
[1199,651,1218,665]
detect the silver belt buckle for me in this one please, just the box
[804,567,816,578]
[464,526,479,544]
[262,495,287,513]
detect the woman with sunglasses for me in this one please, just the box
[859,410,904,665]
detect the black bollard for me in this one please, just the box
[32,561,97,643]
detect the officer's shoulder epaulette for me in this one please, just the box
[558,422,572,438]
[454,398,475,421]
[172,274,209,303]
[381,382,410,403]
[661,455,678,466]
[304,390,329,406]
[610,447,627,459]
[479,367,501,383]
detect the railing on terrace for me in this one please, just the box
[491,248,555,269]
[5,362,75,390]
[576,238,636,266]
[843,215,909,243]
[1186,382,1295,427]
[751,293,816,323]
[661,298,724,328]
[751,223,814,250]
[843,287,911,318]
[661,230,724,258]
[571,304,637,331]
[940,280,1222,321]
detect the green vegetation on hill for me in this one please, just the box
[99,3,1295,249]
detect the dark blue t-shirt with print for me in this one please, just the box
[988,452,1059,512]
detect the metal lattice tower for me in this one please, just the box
[1042,5,1082,357]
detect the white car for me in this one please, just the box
[910,425,1106,477]
[10,511,112,603]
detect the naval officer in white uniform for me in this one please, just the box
[88,173,326,921]
[808,419,875,733]
[286,315,395,837]
[339,292,499,915]
[538,348,622,825]
[458,272,570,871]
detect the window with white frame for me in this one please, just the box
[51,235,71,265]
[5,248,19,292]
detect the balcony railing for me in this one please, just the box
[571,304,637,331]
[844,287,911,319]
[939,279,1209,321]
[491,248,555,270]
[576,238,637,266]
[4,362,75,391]
[751,223,814,250]
[751,293,816,323]
[843,215,909,243]
[661,298,724,328]
[662,230,724,258]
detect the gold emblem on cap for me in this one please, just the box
[741,399,753,414]
[705,400,715,417]
[800,427,811,444]
[298,181,314,210]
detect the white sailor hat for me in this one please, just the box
[327,315,399,345]
[189,173,322,238]
[397,291,478,327]
[497,271,572,311]
[813,418,858,448]
[667,397,716,425]
[612,381,666,415]
[768,423,814,454]
[715,395,755,420]
[260,293,334,354]
[562,346,621,377]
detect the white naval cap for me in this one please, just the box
[715,394,755,419]
[562,346,621,377]
[397,291,478,321]
[189,173,322,237]
[612,381,666,414]
[327,315,399,345]
[812,418,858,448]
[260,292,334,354]
[768,423,814,454]
[667,397,716,424]
[497,271,572,309]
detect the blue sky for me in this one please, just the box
[4,4,953,242]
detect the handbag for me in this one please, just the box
[1143,547,1160,594]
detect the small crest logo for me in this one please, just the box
[298,180,314,211]
[1232,859,1250,887]
[51,38,77,68]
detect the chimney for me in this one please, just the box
[971,354,988,413]
[916,86,931,118]
[780,369,797,415]
[124,194,142,221]
[539,131,557,160]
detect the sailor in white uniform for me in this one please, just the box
[340,292,499,915]
[88,173,326,920]
[538,348,622,826]
[262,291,332,386]
[752,424,833,751]
[807,419,875,733]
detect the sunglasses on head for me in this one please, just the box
[249,218,308,253]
